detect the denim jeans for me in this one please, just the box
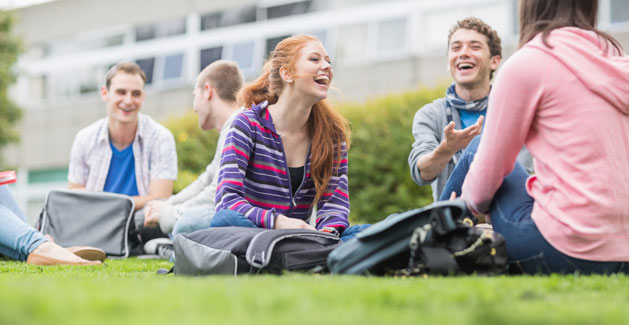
[0,185,47,261]
[171,206,216,238]
[440,137,628,275]
[210,209,370,242]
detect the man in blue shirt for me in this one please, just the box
[68,62,177,209]
[68,62,178,248]
[408,17,533,201]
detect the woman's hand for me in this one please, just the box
[274,214,316,230]
[449,191,490,224]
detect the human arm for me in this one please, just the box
[133,179,173,210]
[275,214,316,230]
[167,162,215,206]
[314,143,350,232]
[67,132,89,189]
[214,115,279,229]
[138,128,177,211]
[416,117,483,181]
[461,49,541,214]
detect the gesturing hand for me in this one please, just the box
[442,115,483,154]
[274,214,316,231]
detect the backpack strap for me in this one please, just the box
[246,229,340,269]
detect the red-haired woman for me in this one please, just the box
[211,35,368,241]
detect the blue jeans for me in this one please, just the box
[0,185,47,261]
[171,206,216,238]
[210,209,370,242]
[440,137,629,275]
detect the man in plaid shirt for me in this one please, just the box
[68,62,177,211]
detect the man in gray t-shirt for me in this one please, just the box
[408,17,533,202]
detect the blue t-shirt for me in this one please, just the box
[458,109,486,129]
[103,141,139,196]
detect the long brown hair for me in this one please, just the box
[239,34,351,204]
[518,0,623,53]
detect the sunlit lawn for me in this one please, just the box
[0,258,627,325]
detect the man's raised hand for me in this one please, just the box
[442,115,484,154]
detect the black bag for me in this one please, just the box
[38,189,136,257]
[174,227,342,276]
[327,199,507,276]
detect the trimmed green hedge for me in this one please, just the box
[165,85,446,224]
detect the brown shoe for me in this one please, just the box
[66,246,107,262]
[26,252,102,266]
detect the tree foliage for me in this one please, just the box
[165,85,446,224]
[0,11,22,157]
[337,86,444,223]
[163,112,219,193]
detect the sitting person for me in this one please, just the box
[408,17,533,202]
[68,62,178,244]
[143,60,244,238]
[443,0,629,274]
[211,35,368,241]
[0,185,102,265]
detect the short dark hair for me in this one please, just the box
[105,62,147,89]
[197,60,244,103]
[448,17,502,79]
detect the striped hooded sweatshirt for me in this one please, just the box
[215,101,350,231]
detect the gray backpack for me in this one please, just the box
[38,189,136,257]
[174,227,342,276]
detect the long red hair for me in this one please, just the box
[239,35,351,204]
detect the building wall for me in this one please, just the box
[5,0,629,223]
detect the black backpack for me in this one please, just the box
[327,199,507,276]
[174,227,342,276]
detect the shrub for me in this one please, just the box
[163,112,218,193]
[337,86,444,224]
[165,85,446,224]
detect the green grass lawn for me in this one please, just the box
[0,258,627,325]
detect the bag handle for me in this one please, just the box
[246,229,340,269]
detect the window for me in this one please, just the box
[79,66,107,94]
[376,18,407,56]
[306,29,328,48]
[231,42,255,71]
[163,53,184,80]
[200,47,223,71]
[266,1,313,20]
[611,0,629,23]
[201,5,257,30]
[80,34,126,51]
[265,35,290,59]
[135,18,186,42]
[336,24,368,62]
[136,57,156,84]
[161,19,186,37]
[135,25,155,42]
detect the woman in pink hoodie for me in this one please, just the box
[443,0,629,274]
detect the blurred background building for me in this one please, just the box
[3,0,629,224]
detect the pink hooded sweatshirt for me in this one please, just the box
[462,27,629,261]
